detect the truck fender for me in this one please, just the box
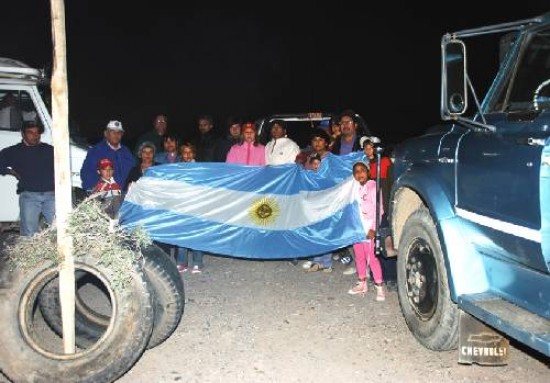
[392,167,489,301]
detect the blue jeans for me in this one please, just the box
[312,253,333,268]
[176,247,204,268]
[19,191,55,236]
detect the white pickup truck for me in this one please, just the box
[0,57,88,230]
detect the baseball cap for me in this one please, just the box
[106,120,124,132]
[98,158,114,170]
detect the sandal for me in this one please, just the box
[375,284,386,301]
[348,280,368,295]
[304,263,322,272]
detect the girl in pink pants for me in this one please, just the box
[348,161,385,301]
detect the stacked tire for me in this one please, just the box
[0,244,184,383]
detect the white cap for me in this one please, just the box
[360,135,381,148]
[106,120,124,132]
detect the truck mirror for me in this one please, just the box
[441,39,467,119]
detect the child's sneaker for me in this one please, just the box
[177,264,188,273]
[301,260,313,269]
[348,280,368,295]
[191,265,202,274]
[375,284,386,301]
[340,255,352,265]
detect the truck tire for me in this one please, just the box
[396,206,459,351]
[39,243,184,350]
[0,254,154,383]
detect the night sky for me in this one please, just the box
[2,1,549,146]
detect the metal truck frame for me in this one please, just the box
[390,13,550,359]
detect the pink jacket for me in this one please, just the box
[355,179,383,234]
[226,142,266,165]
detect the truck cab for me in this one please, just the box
[0,57,88,229]
[391,13,550,358]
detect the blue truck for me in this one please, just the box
[390,12,550,359]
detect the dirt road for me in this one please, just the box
[116,254,548,383]
[0,230,547,383]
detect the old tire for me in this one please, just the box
[0,254,154,383]
[38,271,112,347]
[39,243,184,349]
[141,243,185,348]
[396,206,459,351]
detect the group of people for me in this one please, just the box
[0,108,396,300]
[294,122,394,302]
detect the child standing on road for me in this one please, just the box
[301,132,334,273]
[90,158,122,219]
[348,160,385,301]
[175,142,205,274]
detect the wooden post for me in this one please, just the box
[50,0,75,353]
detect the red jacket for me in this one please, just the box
[368,156,392,178]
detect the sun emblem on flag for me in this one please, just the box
[249,197,280,226]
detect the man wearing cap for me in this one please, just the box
[80,120,136,193]
[0,120,55,236]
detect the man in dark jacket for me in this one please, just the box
[192,115,220,162]
[80,120,136,192]
[213,116,242,162]
[133,113,168,157]
[0,120,55,236]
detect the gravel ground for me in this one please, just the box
[1,232,548,383]
[117,254,548,383]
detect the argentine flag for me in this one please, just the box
[119,152,366,259]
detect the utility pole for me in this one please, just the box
[50,0,76,353]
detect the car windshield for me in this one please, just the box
[494,27,550,112]
[258,119,328,148]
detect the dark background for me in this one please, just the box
[1,1,548,147]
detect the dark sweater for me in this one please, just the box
[0,141,55,192]
[192,130,220,162]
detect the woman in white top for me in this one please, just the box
[264,119,300,165]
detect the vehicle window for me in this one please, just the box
[285,121,321,149]
[0,90,38,131]
[259,115,369,150]
[499,28,550,112]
